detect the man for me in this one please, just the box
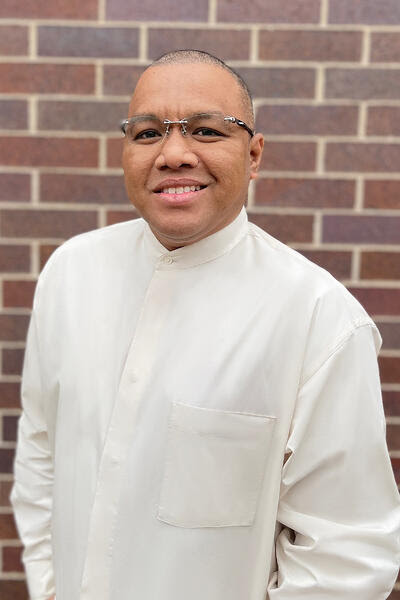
[11,50,400,600]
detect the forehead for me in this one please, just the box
[129,63,244,118]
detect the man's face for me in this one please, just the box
[122,63,264,250]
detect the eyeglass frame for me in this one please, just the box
[120,112,255,140]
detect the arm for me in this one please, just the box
[269,324,400,598]
[10,310,56,600]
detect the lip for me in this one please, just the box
[152,178,209,193]
[156,186,207,206]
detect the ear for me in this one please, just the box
[249,133,264,181]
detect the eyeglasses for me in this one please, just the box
[120,112,254,144]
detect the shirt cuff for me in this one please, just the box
[24,558,55,600]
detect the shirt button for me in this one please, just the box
[161,256,174,265]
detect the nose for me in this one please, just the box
[154,127,199,170]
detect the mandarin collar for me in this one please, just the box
[143,206,248,269]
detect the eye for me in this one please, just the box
[134,129,163,142]
[193,127,225,139]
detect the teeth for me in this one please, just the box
[161,185,203,194]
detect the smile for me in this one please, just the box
[159,185,205,194]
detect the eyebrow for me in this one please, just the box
[128,111,226,121]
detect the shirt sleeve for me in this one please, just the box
[10,309,56,600]
[268,323,400,599]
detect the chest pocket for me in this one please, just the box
[156,401,276,528]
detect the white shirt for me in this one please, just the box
[11,207,400,600]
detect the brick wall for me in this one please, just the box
[0,0,399,597]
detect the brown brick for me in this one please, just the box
[326,69,400,100]
[218,0,320,23]
[0,481,13,507]
[107,137,123,169]
[347,287,400,316]
[40,174,127,204]
[0,245,30,273]
[323,215,400,244]
[388,591,400,600]
[107,0,208,21]
[0,581,28,600]
[367,106,400,136]
[1,209,98,239]
[0,449,15,474]
[261,142,316,172]
[365,180,400,210]
[0,137,98,168]
[3,415,18,443]
[0,0,97,18]
[383,391,400,416]
[255,178,354,208]
[3,280,36,309]
[0,174,30,203]
[329,0,400,25]
[295,249,352,280]
[2,546,23,572]
[106,209,138,225]
[387,424,400,451]
[0,63,95,94]
[103,65,147,96]
[376,322,400,350]
[237,67,315,99]
[2,348,24,376]
[38,26,139,59]
[0,100,28,130]
[39,244,59,270]
[326,143,400,173]
[256,105,358,135]
[259,30,361,62]
[0,382,21,408]
[0,315,29,342]
[361,251,400,280]
[148,28,250,61]
[38,100,127,132]
[0,26,28,56]
[379,356,400,384]
[248,213,313,244]
[371,33,400,62]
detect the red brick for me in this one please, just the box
[1,209,98,239]
[0,382,21,408]
[361,252,400,280]
[371,33,400,62]
[347,287,400,316]
[237,67,315,98]
[391,457,400,486]
[376,322,400,350]
[0,100,28,130]
[365,181,400,210]
[0,137,98,168]
[3,415,18,443]
[107,0,208,21]
[0,0,97,18]
[248,213,313,244]
[107,137,123,169]
[2,348,24,376]
[0,315,29,342]
[256,105,358,135]
[40,174,127,204]
[0,449,15,474]
[255,178,354,208]
[218,0,320,23]
[367,107,400,136]
[384,391,400,416]
[387,424,400,451]
[38,26,139,59]
[326,143,400,173]
[0,63,95,94]
[106,209,138,225]
[38,100,127,132]
[0,481,13,507]
[0,245,30,273]
[379,356,400,384]
[329,0,400,25]
[0,581,28,600]
[103,65,147,96]
[259,30,361,62]
[39,244,59,270]
[2,546,23,572]
[295,249,352,280]
[261,142,316,172]
[0,174,30,203]
[323,215,400,244]
[3,280,36,309]
[326,69,400,100]
[0,26,28,56]
[148,28,250,60]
